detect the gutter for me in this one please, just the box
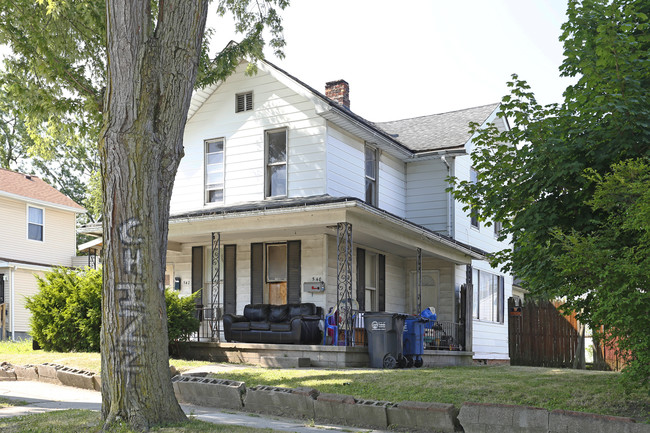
[10,265,15,340]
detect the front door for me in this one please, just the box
[267,244,287,304]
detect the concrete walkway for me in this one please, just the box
[0,380,389,432]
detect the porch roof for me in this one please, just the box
[79,195,486,263]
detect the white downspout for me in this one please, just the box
[441,156,453,237]
[10,265,15,340]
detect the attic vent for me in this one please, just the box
[235,92,253,113]
[25,175,32,180]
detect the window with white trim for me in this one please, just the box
[235,92,253,113]
[470,167,479,229]
[205,138,225,203]
[265,129,287,197]
[472,269,504,323]
[364,145,377,206]
[27,206,44,241]
[365,252,378,311]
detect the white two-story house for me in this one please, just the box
[0,168,86,340]
[83,58,513,364]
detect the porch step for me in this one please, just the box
[260,356,311,368]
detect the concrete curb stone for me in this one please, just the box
[0,361,17,381]
[387,400,460,433]
[244,385,317,419]
[56,367,96,390]
[549,409,650,433]
[172,375,245,411]
[36,363,64,385]
[13,364,39,381]
[313,392,390,429]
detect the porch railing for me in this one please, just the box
[424,320,464,351]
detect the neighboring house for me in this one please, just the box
[0,168,86,339]
[82,58,513,363]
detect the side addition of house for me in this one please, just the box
[0,168,86,339]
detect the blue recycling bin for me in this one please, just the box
[403,316,426,368]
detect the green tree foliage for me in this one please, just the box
[26,267,102,352]
[553,159,650,386]
[26,268,201,351]
[451,0,649,385]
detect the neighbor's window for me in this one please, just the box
[27,206,44,241]
[365,252,378,311]
[235,92,253,113]
[494,220,502,237]
[365,145,377,206]
[266,243,287,282]
[472,269,504,323]
[470,167,479,228]
[266,129,287,197]
[205,138,225,203]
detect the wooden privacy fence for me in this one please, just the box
[508,298,584,368]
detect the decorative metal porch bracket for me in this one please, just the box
[210,232,221,341]
[336,222,353,346]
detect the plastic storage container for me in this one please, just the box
[364,312,407,368]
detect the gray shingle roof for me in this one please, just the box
[375,103,499,152]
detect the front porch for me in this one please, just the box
[170,341,474,368]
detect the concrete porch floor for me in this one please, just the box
[170,341,474,368]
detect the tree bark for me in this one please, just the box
[100,1,208,431]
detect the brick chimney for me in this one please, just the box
[325,80,350,109]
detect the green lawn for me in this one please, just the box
[0,409,279,433]
[0,339,210,374]
[206,365,650,422]
[1,339,648,423]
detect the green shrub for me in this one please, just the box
[26,267,101,352]
[165,289,201,342]
[26,267,201,352]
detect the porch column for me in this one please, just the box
[465,264,473,353]
[336,222,353,346]
[210,232,221,341]
[416,248,422,313]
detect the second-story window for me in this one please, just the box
[365,145,377,206]
[27,206,44,241]
[266,129,287,197]
[205,138,225,203]
[470,167,479,229]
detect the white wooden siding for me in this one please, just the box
[378,153,406,218]
[405,159,449,233]
[325,124,365,200]
[12,268,46,333]
[171,62,327,214]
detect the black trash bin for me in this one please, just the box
[364,312,407,368]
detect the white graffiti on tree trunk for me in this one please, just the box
[117,219,146,381]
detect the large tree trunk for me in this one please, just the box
[100,1,208,430]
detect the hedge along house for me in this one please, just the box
[82,56,513,366]
[0,168,86,340]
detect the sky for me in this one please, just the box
[208,0,574,122]
[0,1,573,123]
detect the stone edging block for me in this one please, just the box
[314,392,391,429]
[549,409,650,433]
[172,376,245,411]
[244,385,318,419]
[0,361,16,381]
[387,400,460,433]
[57,366,96,390]
[37,363,64,385]
[13,364,39,381]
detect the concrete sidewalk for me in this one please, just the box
[0,380,389,432]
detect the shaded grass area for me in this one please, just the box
[0,409,279,432]
[0,339,210,374]
[208,365,650,422]
[0,397,28,409]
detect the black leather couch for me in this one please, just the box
[223,303,323,344]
